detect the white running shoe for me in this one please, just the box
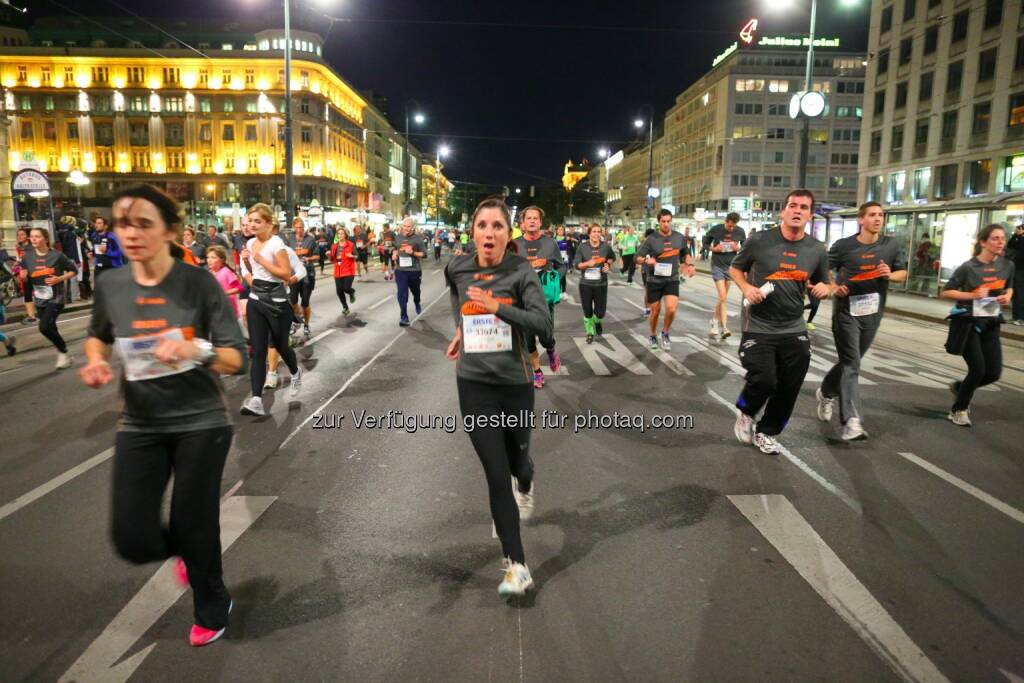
[733,412,755,445]
[709,319,720,338]
[512,477,534,520]
[841,417,868,441]
[264,371,280,389]
[55,352,72,369]
[947,410,972,427]
[720,327,732,340]
[815,387,836,422]
[289,365,303,397]
[498,559,534,598]
[240,396,265,416]
[660,332,671,351]
[753,432,781,455]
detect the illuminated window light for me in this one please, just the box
[149,92,161,112]
[78,91,89,112]
[182,72,198,89]
[113,91,125,112]
[185,92,195,112]
[75,74,90,88]
[258,155,273,174]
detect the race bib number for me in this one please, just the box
[94,243,107,254]
[462,314,512,354]
[720,242,735,253]
[116,328,197,382]
[33,284,54,301]
[584,267,602,281]
[653,261,673,277]
[973,297,1000,317]
[398,255,413,268]
[849,292,880,317]
[560,250,568,262]
[356,241,364,248]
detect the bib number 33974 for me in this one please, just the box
[462,314,512,354]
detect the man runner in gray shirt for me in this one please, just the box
[636,208,695,351]
[730,189,831,455]
[816,201,907,441]
[512,206,564,388]
[393,216,428,326]
[703,211,746,340]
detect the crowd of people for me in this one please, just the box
[0,182,1016,644]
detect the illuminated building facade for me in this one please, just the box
[662,38,865,229]
[0,17,372,237]
[421,161,451,223]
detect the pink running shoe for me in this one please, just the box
[533,369,544,389]
[188,601,233,647]
[174,558,188,587]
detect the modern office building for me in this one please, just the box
[660,35,866,231]
[603,137,664,228]
[0,16,377,239]
[854,0,1024,294]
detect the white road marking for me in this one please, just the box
[306,328,335,345]
[897,452,1024,526]
[58,495,277,683]
[730,494,950,683]
[572,333,652,376]
[280,289,447,449]
[705,388,862,514]
[628,332,695,376]
[1000,668,1024,683]
[0,448,114,523]
[368,294,394,310]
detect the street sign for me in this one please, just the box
[728,197,750,213]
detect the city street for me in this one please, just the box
[1,258,1022,682]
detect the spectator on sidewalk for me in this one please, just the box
[91,215,124,280]
[56,216,83,303]
[1009,223,1024,325]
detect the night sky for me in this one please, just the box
[32,0,870,188]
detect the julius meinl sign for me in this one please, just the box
[712,35,842,68]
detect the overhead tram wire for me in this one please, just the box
[42,0,180,61]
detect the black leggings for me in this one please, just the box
[457,378,534,564]
[621,253,636,282]
[526,303,556,354]
[579,284,608,319]
[111,426,233,630]
[247,300,298,397]
[38,302,67,353]
[953,320,1002,412]
[334,276,355,310]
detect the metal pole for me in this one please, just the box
[284,0,294,231]
[403,105,410,215]
[645,107,654,219]
[604,164,610,228]
[798,0,817,189]
[435,149,440,229]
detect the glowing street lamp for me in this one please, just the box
[435,145,450,229]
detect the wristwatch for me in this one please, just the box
[194,338,216,366]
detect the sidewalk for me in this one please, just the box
[691,262,1024,343]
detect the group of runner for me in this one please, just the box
[3,181,1008,645]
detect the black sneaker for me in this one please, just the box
[20,316,37,326]
[399,316,410,327]
[4,337,15,356]
[349,290,356,303]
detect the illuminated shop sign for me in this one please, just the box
[712,35,842,68]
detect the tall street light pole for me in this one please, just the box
[435,145,449,229]
[404,101,424,216]
[283,0,294,233]
[634,105,655,221]
[598,148,610,228]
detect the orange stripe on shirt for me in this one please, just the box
[765,270,809,281]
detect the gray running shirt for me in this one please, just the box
[731,229,829,335]
[636,230,687,283]
[87,260,249,432]
[445,254,553,385]
[704,224,747,270]
[394,233,427,271]
[828,234,905,324]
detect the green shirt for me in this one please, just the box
[619,234,639,256]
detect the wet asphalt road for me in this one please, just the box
[1,257,1022,682]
